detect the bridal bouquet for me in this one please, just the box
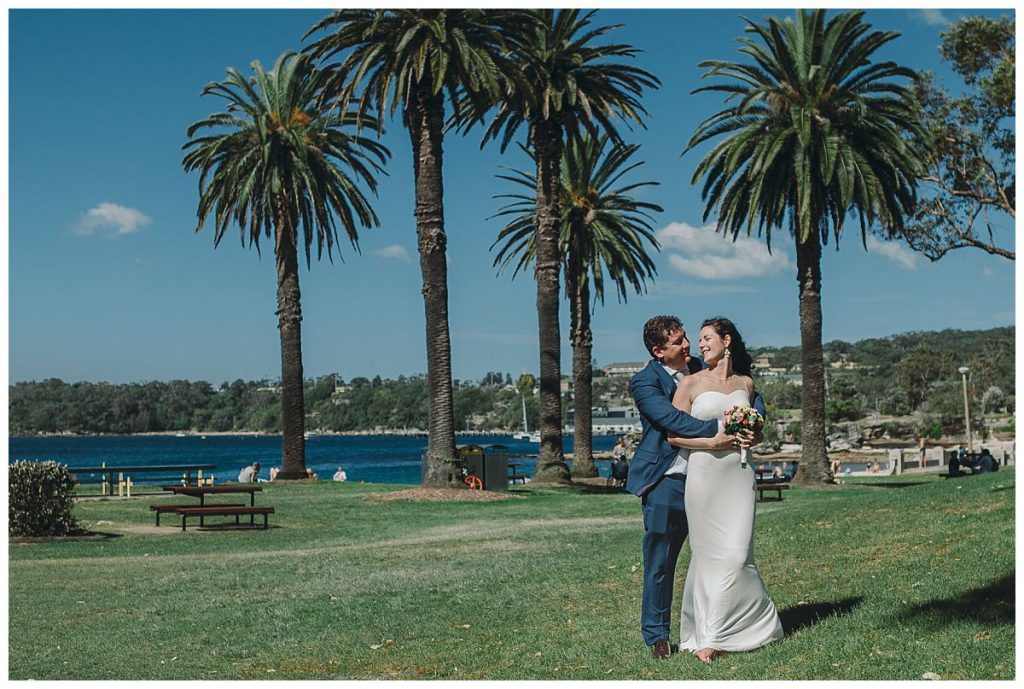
[723,405,765,468]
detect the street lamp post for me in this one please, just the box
[958,366,973,453]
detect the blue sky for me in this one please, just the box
[7,6,1016,385]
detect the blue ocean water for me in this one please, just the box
[8,434,622,486]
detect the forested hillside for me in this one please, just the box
[9,327,1014,435]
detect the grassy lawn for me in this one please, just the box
[9,469,1015,680]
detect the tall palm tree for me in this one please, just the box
[491,132,662,478]
[183,52,388,480]
[304,9,528,488]
[474,9,659,482]
[685,9,927,484]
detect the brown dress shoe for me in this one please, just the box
[650,639,671,660]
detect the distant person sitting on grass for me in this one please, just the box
[977,448,996,473]
[610,456,629,488]
[332,466,347,482]
[269,466,279,481]
[782,462,798,481]
[305,468,319,480]
[238,462,259,483]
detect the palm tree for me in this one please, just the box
[474,9,659,482]
[491,132,662,478]
[183,52,388,480]
[685,9,927,484]
[304,9,528,488]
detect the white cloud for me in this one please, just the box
[646,279,756,297]
[865,235,917,270]
[910,9,951,26]
[73,202,151,237]
[657,221,791,280]
[372,244,411,263]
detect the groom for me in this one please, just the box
[626,315,762,659]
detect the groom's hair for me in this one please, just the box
[643,315,683,357]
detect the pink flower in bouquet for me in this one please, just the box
[724,405,764,435]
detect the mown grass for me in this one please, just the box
[9,470,1015,680]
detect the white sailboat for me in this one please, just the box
[512,393,539,442]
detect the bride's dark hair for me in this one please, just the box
[701,317,752,376]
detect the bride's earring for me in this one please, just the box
[724,348,732,359]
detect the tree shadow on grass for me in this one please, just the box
[895,573,1014,629]
[576,484,629,495]
[856,481,931,489]
[779,597,864,636]
[11,528,122,543]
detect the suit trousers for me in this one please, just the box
[640,473,688,646]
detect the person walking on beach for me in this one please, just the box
[626,315,739,660]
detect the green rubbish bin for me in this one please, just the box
[482,444,509,492]
[457,445,485,488]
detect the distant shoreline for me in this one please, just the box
[9,429,566,439]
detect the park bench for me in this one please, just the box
[174,505,275,531]
[756,481,790,501]
[149,502,244,526]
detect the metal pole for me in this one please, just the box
[959,367,974,453]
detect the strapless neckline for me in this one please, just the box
[692,388,748,404]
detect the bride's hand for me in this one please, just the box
[735,430,758,448]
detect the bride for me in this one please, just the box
[667,316,784,664]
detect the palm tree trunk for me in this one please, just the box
[409,86,460,488]
[569,268,597,478]
[532,119,571,483]
[794,230,830,485]
[273,200,307,480]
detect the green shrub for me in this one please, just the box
[9,461,78,537]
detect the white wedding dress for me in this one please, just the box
[678,389,784,653]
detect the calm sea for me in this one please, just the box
[8,434,621,486]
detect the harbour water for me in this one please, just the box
[8,434,623,486]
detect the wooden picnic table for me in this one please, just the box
[159,484,262,507]
[154,484,271,530]
[507,462,529,485]
[69,464,216,489]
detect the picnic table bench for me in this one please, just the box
[507,462,529,485]
[175,505,275,531]
[755,480,790,501]
[152,484,273,530]
[150,502,245,526]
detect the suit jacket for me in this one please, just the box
[624,358,767,497]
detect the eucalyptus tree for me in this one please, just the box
[491,132,661,478]
[304,9,529,487]
[183,52,388,479]
[686,9,927,484]
[473,9,659,482]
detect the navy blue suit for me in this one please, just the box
[627,358,766,647]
